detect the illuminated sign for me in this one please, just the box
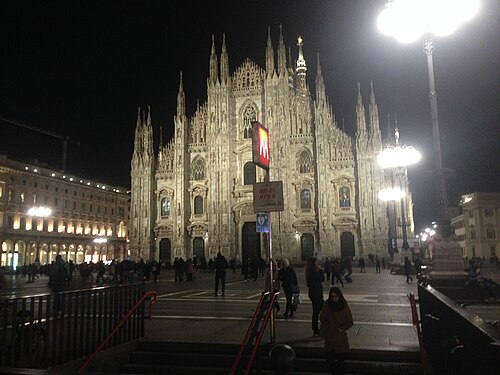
[253,181,284,212]
[252,121,270,169]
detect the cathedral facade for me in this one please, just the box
[130,28,414,265]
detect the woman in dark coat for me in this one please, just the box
[306,257,325,337]
[320,286,354,375]
[279,258,298,318]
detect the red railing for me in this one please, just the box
[230,291,278,375]
[78,291,157,373]
[408,293,431,375]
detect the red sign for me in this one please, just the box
[252,121,269,169]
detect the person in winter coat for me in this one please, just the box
[214,252,229,296]
[279,258,299,318]
[306,257,325,337]
[320,286,354,375]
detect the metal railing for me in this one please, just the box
[78,290,157,373]
[407,292,431,375]
[0,283,149,369]
[230,291,279,375]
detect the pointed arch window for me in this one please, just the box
[300,189,311,209]
[244,162,256,185]
[298,150,313,173]
[339,187,350,207]
[161,198,171,217]
[194,196,204,215]
[191,158,205,180]
[242,105,257,139]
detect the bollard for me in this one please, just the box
[269,344,296,375]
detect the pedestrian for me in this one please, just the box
[320,286,354,375]
[375,255,381,274]
[324,258,332,282]
[358,256,366,273]
[381,256,386,269]
[265,259,281,313]
[279,258,299,318]
[214,252,228,296]
[186,258,194,281]
[332,258,344,287]
[152,261,161,283]
[404,257,413,283]
[50,254,68,313]
[306,257,325,337]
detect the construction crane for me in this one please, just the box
[0,115,69,171]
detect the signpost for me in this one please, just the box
[251,120,277,342]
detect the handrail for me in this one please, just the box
[244,291,278,375]
[408,293,431,375]
[78,291,157,373]
[230,291,270,375]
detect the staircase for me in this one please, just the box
[120,341,422,374]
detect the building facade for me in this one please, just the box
[0,154,130,269]
[130,30,414,265]
[451,192,500,259]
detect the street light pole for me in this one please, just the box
[424,38,449,227]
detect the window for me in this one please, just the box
[7,216,13,229]
[55,187,59,192]
[243,162,256,185]
[161,198,171,217]
[485,208,494,217]
[73,202,77,210]
[486,225,496,239]
[191,158,205,180]
[300,189,311,209]
[64,200,68,209]
[298,150,313,173]
[470,225,476,240]
[339,187,351,207]
[468,210,474,218]
[242,105,257,139]
[194,196,203,215]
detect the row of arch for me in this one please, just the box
[0,239,127,269]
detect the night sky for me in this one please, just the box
[1,0,499,230]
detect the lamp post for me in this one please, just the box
[377,0,480,233]
[378,130,420,255]
[28,206,52,264]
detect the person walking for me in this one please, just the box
[50,254,68,313]
[358,256,366,273]
[324,258,332,282]
[279,258,299,318]
[404,257,413,283]
[306,257,325,337]
[214,252,228,296]
[320,286,354,375]
[375,255,381,274]
[332,258,344,287]
[265,259,281,313]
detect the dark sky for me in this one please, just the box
[1,0,499,230]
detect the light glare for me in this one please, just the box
[378,187,405,201]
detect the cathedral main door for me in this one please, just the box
[340,232,355,259]
[242,222,261,267]
[159,238,171,263]
[301,233,314,261]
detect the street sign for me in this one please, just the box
[251,121,270,169]
[256,213,269,233]
[253,181,284,212]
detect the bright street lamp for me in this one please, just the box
[377,0,480,233]
[378,130,420,253]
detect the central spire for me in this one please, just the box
[296,36,307,92]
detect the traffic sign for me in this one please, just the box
[256,213,269,232]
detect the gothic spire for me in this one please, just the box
[315,53,326,103]
[386,113,394,145]
[265,26,275,78]
[356,82,367,136]
[220,33,229,83]
[296,35,307,93]
[277,24,287,76]
[209,34,219,85]
[177,71,185,117]
[369,81,381,141]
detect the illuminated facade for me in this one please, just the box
[0,155,130,268]
[451,192,500,259]
[130,29,414,265]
